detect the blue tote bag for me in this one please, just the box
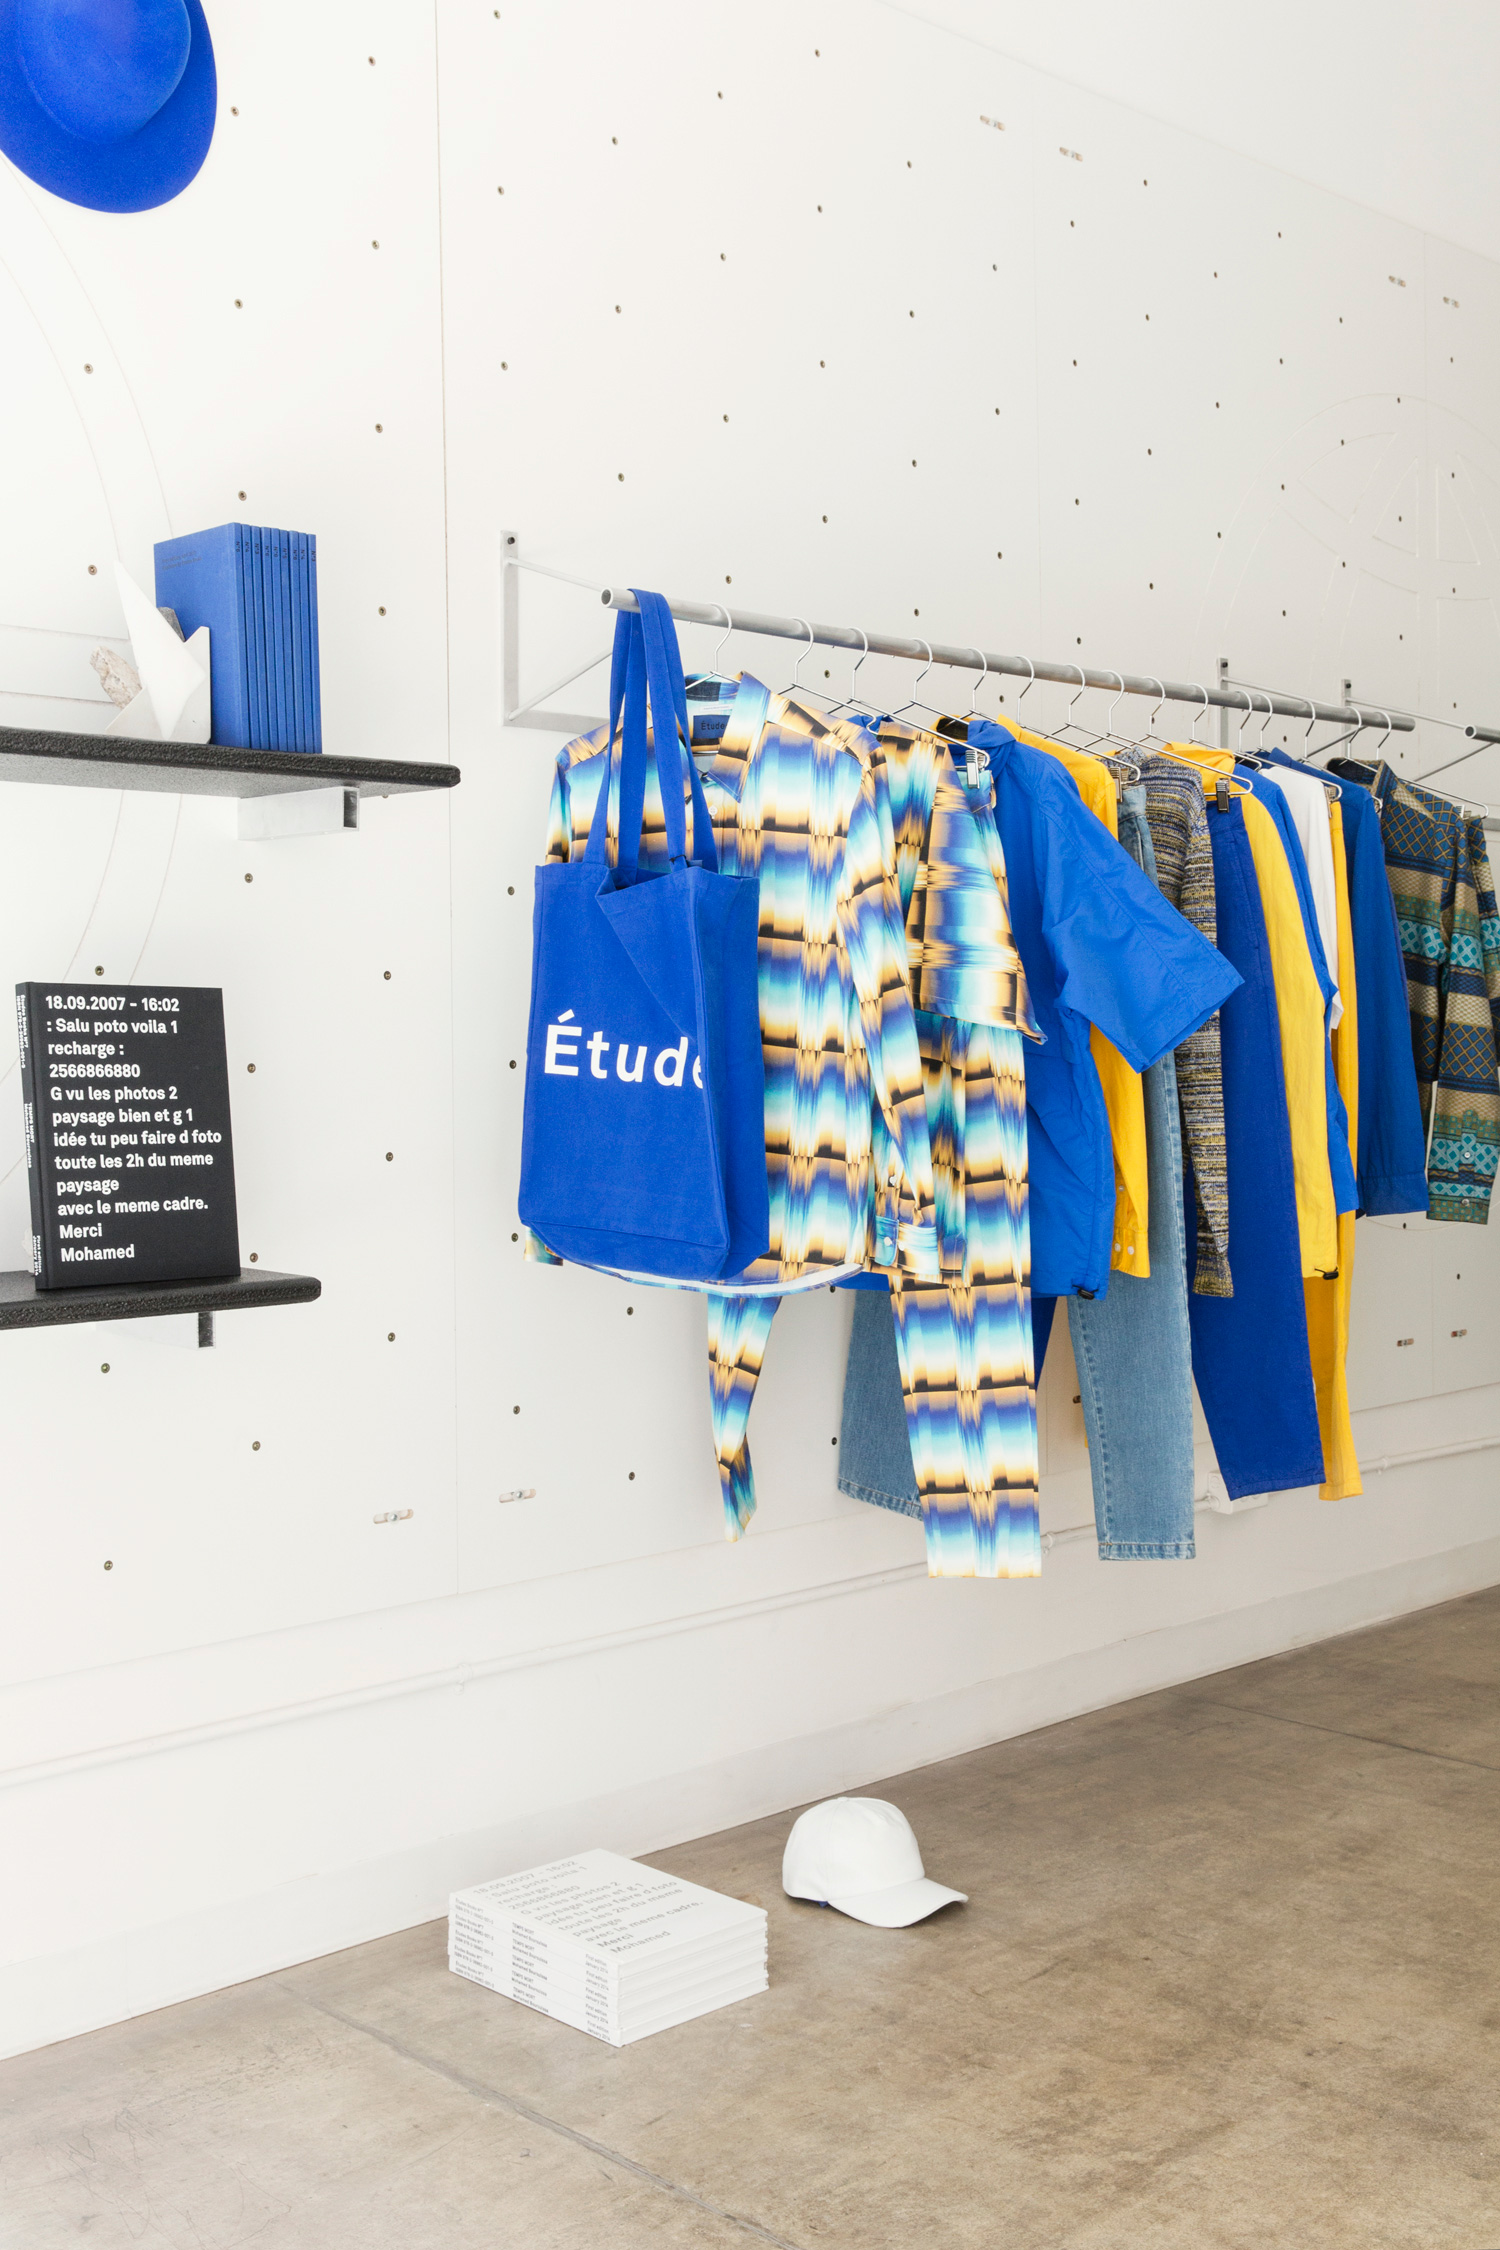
[518,589,769,1281]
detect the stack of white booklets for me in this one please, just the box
[449,1849,768,2047]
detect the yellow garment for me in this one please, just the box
[1012,724,1149,1275]
[1306,808,1362,1499]
[1160,744,1338,1276]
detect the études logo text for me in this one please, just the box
[543,1011,703,1089]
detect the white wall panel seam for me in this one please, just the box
[430,0,463,1595]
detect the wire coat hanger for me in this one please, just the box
[827,627,871,718]
[1150,687,1250,796]
[964,648,989,782]
[1277,688,1340,805]
[1069,668,1142,780]
[1189,683,1212,744]
[1052,664,1090,745]
[1232,688,1259,762]
[1128,677,1168,752]
[786,618,816,700]
[1090,670,1143,779]
[893,640,942,720]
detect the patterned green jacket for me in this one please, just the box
[1343,760,1500,1225]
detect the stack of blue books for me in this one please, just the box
[154,523,322,753]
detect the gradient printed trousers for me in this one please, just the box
[811,1020,1039,1577]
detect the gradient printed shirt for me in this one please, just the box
[532,677,939,1289]
[868,715,1039,1037]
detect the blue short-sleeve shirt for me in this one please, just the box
[972,722,1242,1297]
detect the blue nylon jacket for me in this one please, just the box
[1268,755,1428,1214]
[973,723,1242,1299]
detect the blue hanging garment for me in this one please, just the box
[518,590,769,1281]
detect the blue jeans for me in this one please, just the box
[838,1285,921,1519]
[1065,791,1196,1559]
[1066,1042,1196,1556]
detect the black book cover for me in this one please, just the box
[16,983,242,1290]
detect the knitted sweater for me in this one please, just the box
[1139,757,1233,1293]
[1332,758,1500,1224]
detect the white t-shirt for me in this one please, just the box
[1261,765,1343,1031]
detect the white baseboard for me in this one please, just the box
[6,1528,1497,2063]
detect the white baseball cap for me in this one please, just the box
[781,1797,967,1927]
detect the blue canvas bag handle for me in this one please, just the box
[588,613,647,874]
[587,612,647,875]
[587,596,718,878]
[636,591,692,804]
[636,589,719,872]
[599,611,647,875]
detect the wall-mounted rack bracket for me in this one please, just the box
[502,531,608,735]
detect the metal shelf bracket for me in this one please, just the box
[502,532,608,736]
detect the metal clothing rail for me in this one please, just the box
[498,538,1415,738]
[598,585,1416,733]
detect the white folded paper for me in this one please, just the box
[98,561,211,743]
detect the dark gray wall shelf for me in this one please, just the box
[0,725,458,800]
[0,1266,321,1330]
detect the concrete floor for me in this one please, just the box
[5,1590,1500,2249]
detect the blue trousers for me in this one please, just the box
[1062,794,1196,1558]
[1066,1039,1196,1556]
[838,1285,921,1520]
[1187,796,1323,1496]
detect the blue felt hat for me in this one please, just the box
[0,0,215,213]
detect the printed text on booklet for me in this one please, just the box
[16,983,242,1290]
